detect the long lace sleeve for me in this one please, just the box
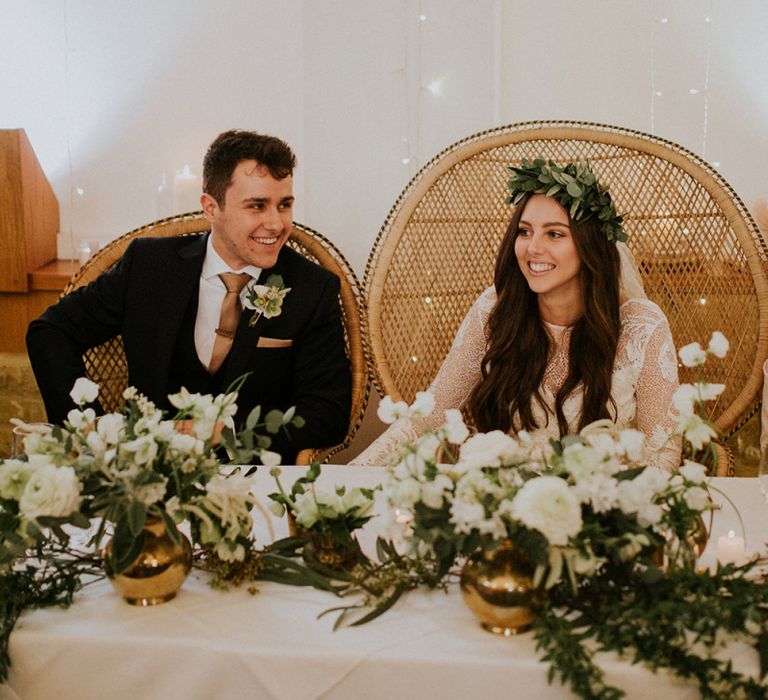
[630,302,681,472]
[350,287,496,466]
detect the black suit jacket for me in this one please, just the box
[26,234,352,463]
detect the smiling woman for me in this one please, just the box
[353,159,681,473]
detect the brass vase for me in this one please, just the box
[105,517,192,606]
[460,540,539,636]
[287,512,360,570]
[652,513,710,570]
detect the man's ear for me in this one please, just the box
[200,192,220,222]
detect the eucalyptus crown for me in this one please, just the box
[507,158,628,243]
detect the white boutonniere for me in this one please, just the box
[243,274,291,326]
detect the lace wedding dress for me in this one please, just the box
[353,287,681,471]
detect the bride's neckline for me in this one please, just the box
[541,299,637,331]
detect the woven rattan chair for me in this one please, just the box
[364,120,768,476]
[62,213,369,465]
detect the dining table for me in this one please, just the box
[1,467,765,700]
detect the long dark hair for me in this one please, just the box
[467,193,621,435]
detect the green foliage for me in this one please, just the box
[508,158,627,243]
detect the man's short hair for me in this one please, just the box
[203,129,296,205]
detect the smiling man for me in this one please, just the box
[26,130,352,464]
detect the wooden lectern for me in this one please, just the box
[0,129,78,352]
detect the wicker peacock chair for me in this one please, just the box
[364,120,768,476]
[62,213,369,465]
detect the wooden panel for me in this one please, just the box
[0,129,59,292]
[29,259,80,291]
[0,290,60,353]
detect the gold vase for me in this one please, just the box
[460,540,539,636]
[287,512,360,569]
[105,517,192,606]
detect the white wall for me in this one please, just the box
[2,0,766,273]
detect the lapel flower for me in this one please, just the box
[244,274,291,326]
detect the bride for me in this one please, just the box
[353,159,681,471]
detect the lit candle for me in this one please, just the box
[173,165,201,214]
[716,530,745,564]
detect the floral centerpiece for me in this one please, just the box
[0,377,301,677]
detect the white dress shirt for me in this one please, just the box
[194,237,261,367]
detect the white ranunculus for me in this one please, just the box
[672,384,698,416]
[562,443,603,482]
[69,377,99,405]
[66,407,96,430]
[676,414,717,451]
[18,464,82,519]
[678,342,706,367]
[679,460,708,484]
[684,486,710,511]
[616,468,668,526]
[0,459,36,500]
[377,395,409,424]
[458,431,521,471]
[409,391,435,418]
[695,382,725,402]
[707,331,729,358]
[135,479,168,506]
[97,413,125,445]
[443,409,470,444]
[260,450,282,468]
[121,435,159,466]
[511,476,582,546]
[618,429,646,462]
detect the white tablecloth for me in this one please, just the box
[2,469,765,700]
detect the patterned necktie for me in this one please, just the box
[208,272,251,374]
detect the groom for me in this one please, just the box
[26,130,352,463]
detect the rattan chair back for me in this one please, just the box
[63,213,369,463]
[364,121,768,450]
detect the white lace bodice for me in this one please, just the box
[353,287,681,471]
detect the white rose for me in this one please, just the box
[458,431,521,470]
[707,331,729,358]
[18,464,82,519]
[409,391,435,419]
[679,460,708,484]
[618,429,646,462]
[69,377,99,405]
[678,342,706,367]
[260,450,282,468]
[97,413,125,445]
[66,407,96,430]
[0,459,36,500]
[511,476,582,546]
[443,409,470,444]
[377,395,409,424]
[672,384,698,416]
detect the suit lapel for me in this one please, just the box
[155,235,208,393]
[222,252,288,386]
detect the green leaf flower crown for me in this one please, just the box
[507,158,628,243]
